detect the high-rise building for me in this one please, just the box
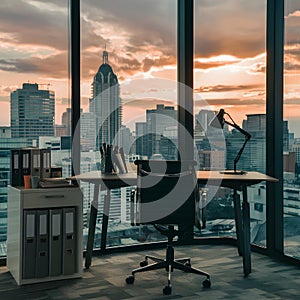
[244,114,266,132]
[90,49,122,146]
[135,122,148,157]
[146,104,177,157]
[61,107,83,137]
[81,112,97,151]
[283,120,290,152]
[195,109,217,136]
[61,108,72,136]
[10,83,55,143]
[0,137,33,256]
[0,127,11,138]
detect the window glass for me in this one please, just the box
[80,0,177,248]
[283,0,300,259]
[194,0,267,245]
[0,0,70,257]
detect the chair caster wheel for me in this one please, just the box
[202,278,211,288]
[163,285,172,295]
[184,261,191,268]
[126,275,135,284]
[140,260,148,267]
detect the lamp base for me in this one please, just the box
[220,170,247,175]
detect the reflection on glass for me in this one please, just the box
[283,0,300,259]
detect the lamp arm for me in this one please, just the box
[224,119,251,139]
[224,119,251,172]
[233,135,251,172]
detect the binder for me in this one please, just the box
[22,210,36,279]
[10,149,21,186]
[40,149,51,178]
[30,148,41,177]
[20,148,31,186]
[35,210,49,278]
[49,209,62,276]
[62,207,76,275]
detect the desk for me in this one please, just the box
[72,171,277,276]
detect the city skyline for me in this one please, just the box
[0,1,299,136]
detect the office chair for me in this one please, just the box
[125,160,211,295]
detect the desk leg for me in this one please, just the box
[85,183,100,269]
[242,186,251,276]
[101,190,111,252]
[233,189,243,256]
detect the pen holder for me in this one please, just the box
[100,155,114,174]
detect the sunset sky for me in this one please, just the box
[0,0,299,136]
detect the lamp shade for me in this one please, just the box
[209,109,225,129]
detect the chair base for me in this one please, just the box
[126,243,211,295]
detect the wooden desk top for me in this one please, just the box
[70,170,278,189]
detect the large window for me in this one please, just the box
[80,0,177,248]
[0,0,70,257]
[284,0,300,259]
[194,0,267,245]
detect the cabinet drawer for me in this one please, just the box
[22,188,82,209]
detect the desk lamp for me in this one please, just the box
[209,109,251,175]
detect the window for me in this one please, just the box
[283,0,300,259]
[194,0,267,245]
[254,203,264,213]
[80,0,177,248]
[0,0,70,257]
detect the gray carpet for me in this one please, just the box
[1,244,300,299]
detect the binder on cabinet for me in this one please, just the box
[62,207,76,275]
[40,149,51,178]
[35,210,49,278]
[10,149,21,186]
[20,149,31,186]
[31,148,41,177]
[22,210,36,279]
[49,209,62,276]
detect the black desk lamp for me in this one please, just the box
[209,109,251,175]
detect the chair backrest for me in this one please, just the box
[133,160,198,226]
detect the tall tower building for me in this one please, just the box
[146,104,177,158]
[90,49,122,146]
[10,83,55,142]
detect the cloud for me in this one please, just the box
[195,1,266,58]
[123,98,176,110]
[194,60,238,70]
[0,0,68,51]
[142,56,176,72]
[248,62,266,73]
[0,95,9,103]
[195,98,265,107]
[0,52,68,78]
[0,84,18,99]
[195,84,263,93]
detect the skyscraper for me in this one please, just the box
[10,83,55,143]
[90,49,122,146]
[146,104,177,158]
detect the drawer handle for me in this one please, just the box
[44,195,65,199]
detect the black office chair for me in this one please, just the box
[125,160,211,295]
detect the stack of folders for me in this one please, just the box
[10,148,51,187]
[22,207,77,279]
[39,178,72,188]
[100,143,128,174]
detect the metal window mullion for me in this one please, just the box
[177,0,194,161]
[70,0,81,176]
[266,0,284,257]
